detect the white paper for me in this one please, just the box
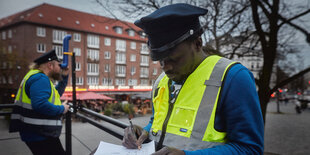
[94,140,155,155]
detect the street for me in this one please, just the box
[1,101,310,155]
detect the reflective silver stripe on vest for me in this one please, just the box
[15,100,33,110]
[193,57,235,141]
[150,57,235,150]
[11,114,62,126]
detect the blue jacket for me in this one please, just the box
[144,64,264,154]
[20,73,68,142]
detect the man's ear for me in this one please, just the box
[47,62,53,69]
[194,37,202,52]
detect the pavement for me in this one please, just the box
[1,101,310,155]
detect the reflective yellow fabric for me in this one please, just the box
[16,69,61,106]
[151,55,232,142]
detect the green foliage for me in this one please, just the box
[104,108,112,116]
[111,102,123,112]
[123,103,134,115]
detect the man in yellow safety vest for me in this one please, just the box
[122,3,264,155]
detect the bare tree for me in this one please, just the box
[249,0,310,121]
[96,0,310,122]
[0,42,28,104]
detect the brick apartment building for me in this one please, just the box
[0,3,161,103]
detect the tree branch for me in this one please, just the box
[270,67,310,94]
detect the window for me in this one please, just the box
[53,30,66,43]
[115,27,123,34]
[76,62,81,71]
[128,29,135,36]
[116,52,126,64]
[153,68,158,75]
[116,39,126,51]
[8,30,12,38]
[141,79,149,86]
[104,64,110,72]
[1,76,6,84]
[8,76,13,84]
[140,55,149,66]
[116,65,126,77]
[87,76,99,85]
[76,77,83,85]
[116,78,126,86]
[53,45,63,59]
[130,54,136,62]
[37,27,46,37]
[140,67,149,78]
[104,38,111,46]
[130,66,136,75]
[73,33,81,42]
[87,49,99,61]
[8,46,12,54]
[2,31,6,40]
[141,43,149,54]
[87,34,100,48]
[87,63,99,75]
[130,42,136,49]
[2,62,7,69]
[128,79,137,86]
[37,43,46,53]
[73,48,81,56]
[104,51,111,59]
[102,78,113,86]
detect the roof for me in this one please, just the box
[0,3,147,41]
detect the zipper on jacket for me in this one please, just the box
[156,80,177,151]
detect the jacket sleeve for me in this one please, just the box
[55,75,69,96]
[27,74,64,116]
[184,64,264,155]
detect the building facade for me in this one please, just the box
[0,3,161,103]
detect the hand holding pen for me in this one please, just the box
[129,118,141,149]
[122,118,149,149]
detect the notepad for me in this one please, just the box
[94,140,155,155]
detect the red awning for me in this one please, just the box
[61,92,113,101]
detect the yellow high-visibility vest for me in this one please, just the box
[9,69,63,137]
[150,55,237,150]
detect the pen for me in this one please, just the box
[129,118,141,149]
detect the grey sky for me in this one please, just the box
[0,0,131,21]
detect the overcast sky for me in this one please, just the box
[0,0,129,21]
[0,0,309,70]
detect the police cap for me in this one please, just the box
[33,49,61,65]
[134,3,208,61]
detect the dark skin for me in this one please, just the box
[160,37,207,83]
[122,36,208,155]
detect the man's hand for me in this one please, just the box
[151,147,185,155]
[61,67,69,76]
[62,100,69,114]
[122,125,149,149]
